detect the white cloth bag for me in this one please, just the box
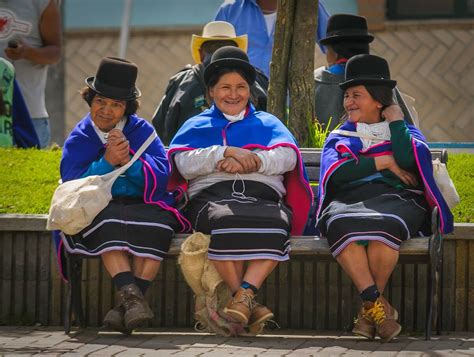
[432,158,460,209]
[47,132,157,235]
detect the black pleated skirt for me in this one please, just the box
[185,180,293,261]
[61,197,181,260]
[317,183,429,257]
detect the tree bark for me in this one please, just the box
[267,0,295,122]
[288,0,317,145]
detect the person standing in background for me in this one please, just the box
[314,14,373,131]
[0,0,62,148]
[214,0,329,78]
[152,21,268,146]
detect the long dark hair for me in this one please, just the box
[80,86,140,116]
[365,85,395,108]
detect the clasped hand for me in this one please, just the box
[104,129,130,167]
[217,147,261,174]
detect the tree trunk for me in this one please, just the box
[288,0,317,145]
[267,0,295,122]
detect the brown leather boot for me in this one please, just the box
[366,298,401,342]
[249,303,274,329]
[379,295,399,321]
[223,288,255,325]
[103,302,130,334]
[352,301,375,340]
[119,284,154,331]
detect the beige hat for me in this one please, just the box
[191,21,248,64]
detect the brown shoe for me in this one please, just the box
[379,296,399,321]
[103,303,130,334]
[352,301,375,340]
[249,303,274,328]
[223,288,255,325]
[119,284,154,331]
[366,298,401,342]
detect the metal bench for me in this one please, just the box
[64,148,448,340]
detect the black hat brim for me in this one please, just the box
[85,76,141,100]
[204,58,256,86]
[319,33,374,46]
[339,77,397,90]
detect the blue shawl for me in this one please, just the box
[53,113,191,280]
[315,121,453,235]
[168,104,313,235]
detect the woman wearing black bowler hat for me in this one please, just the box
[53,57,190,334]
[314,54,453,342]
[314,14,373,131]
[168,46,312,333]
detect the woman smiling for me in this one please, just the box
[168,47,312,332]
[55,57,188,334]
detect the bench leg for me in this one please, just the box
[71,254,86,328]
[64,253,86,333]
[64,280,72,334]
[426,207,442,340]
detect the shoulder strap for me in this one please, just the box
[104,131,157,181]
[332,129,384,142]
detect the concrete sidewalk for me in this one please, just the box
[0,326,473,356]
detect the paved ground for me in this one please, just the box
[0,327,473,356]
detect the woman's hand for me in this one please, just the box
[217,157,245,174]
[381,105,404,123]
[375,154,418,187]
[224,147,261,173]
[104,129,130,166]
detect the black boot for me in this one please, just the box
[119,283,154,331]
[103,299,130,334]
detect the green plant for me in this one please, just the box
[306,117,335,148]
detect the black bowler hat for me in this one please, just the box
[319,14,374,45]
[85,57,141,100]
[204,46,256,86]
[339,54,397,90]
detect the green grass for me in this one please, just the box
[0,148,472,223]
[448,154,473,223]
[0,148,61,214]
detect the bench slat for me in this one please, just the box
[169,235,429,256]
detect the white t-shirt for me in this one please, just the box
[0,0,51,119]
[263,12,277,36]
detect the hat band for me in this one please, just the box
[326,28,369,37]
[92,78,135,99]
